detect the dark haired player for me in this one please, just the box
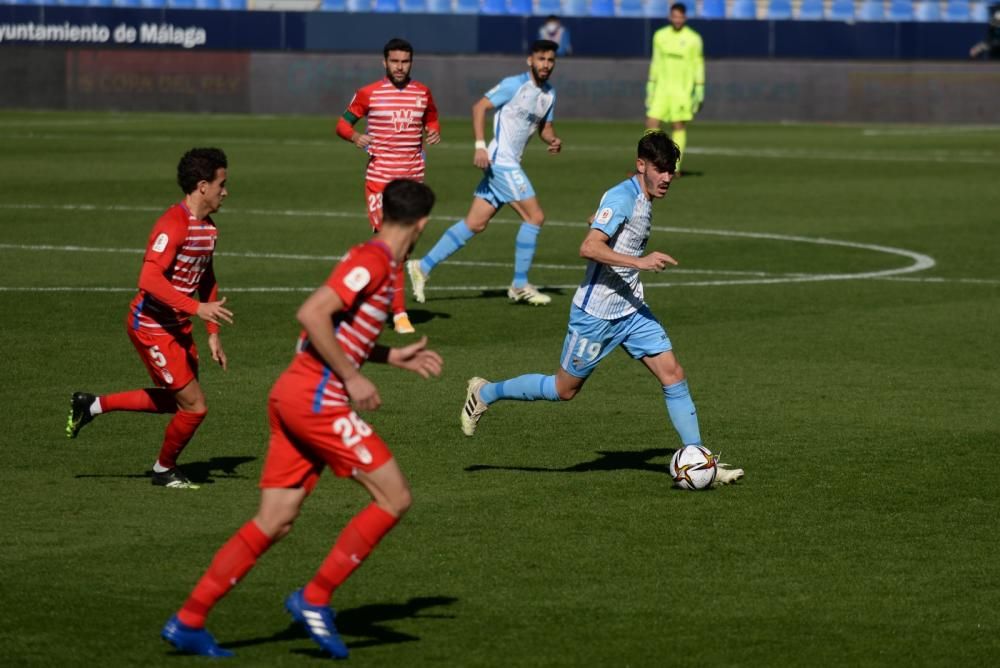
[459,133,744,485]
[336,37,441,335]
[162,180,443,659]
[408,39,562,307]
[66,148,234,490]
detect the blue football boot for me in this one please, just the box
[284,589,349,659]
[161,614,233,658]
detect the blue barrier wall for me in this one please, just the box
[0,7,986,58]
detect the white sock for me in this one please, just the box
[152,461,170,473]
[89,399,103,415]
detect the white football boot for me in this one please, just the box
[461,377,489,436]
[507,283,551,306]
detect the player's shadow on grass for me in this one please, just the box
[431,287,566,303]
[466,448,675,475]
[405,308,451,326]
[74,455,256,484]
[221,595,458,657]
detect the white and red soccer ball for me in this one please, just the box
[669,445,717,490]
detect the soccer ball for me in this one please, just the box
[669,445,718,490]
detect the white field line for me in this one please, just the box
[2,132,999,164]
[862,126,1000,137]
[0,201,943,286]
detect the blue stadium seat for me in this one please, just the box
[589,0,614,15]
[59,0,89,5]
[196,0,221,8]
[644,0,669,16]
[87,0,113,6]
[970,0,988,20]
[536,0,560,13]
[111,0,141,6]
[347,0,373,10]
[454,0,478,11]
[373,0,401,10]
[507,0,531,13]
[827,0,855,19]
[166,0,195,7]
[858,0,886,19]
[482,0,507,12]
[767,0,793,18]
[914,0,942,18]
[561,0,588,14]
[617,0,644,15]
[797,0,823,17]
[700,0,725,17]
[401,0,429,10]
[887,0,915,19]
[139,0,166,7]
[219,0,245,7]
[729,0,756,18]
[320,0,347,9]
[427,0,452,10]
[944,0,970,19]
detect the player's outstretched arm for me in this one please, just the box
[580,229,677,271]
[539,122,561,154]
[370,337,443,379]
[297,285,381,411]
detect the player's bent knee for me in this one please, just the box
[556,384,578,401]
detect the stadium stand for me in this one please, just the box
[887,0,915,19]
[944,0,971,20]
[827,0,856,18]
[797,0,825,17]
[590,0,615,16]
[481,0,505,13]
[508,0,531,14]
[768,0,794,18]
[730,0,757,17]
[644,0,670,16]
[373,0,401,11]
[858,0,886,19]
[562,0,589,16]
[700,0,727,17]
[536,0,562,14]
[453,0,478,12]
[617,0,645,15]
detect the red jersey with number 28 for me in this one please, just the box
[347,79,439,185]
[287,240,395,412]
[129,202,218,334]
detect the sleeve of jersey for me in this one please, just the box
[544,91,556,123]
[590,192,629,239]
[337,88,370,140]
[138,216,200,314]
[424,90,441,132]
[326,250,389,312]
[484,76,520,107]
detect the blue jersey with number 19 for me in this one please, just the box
[484,72,556,168]
[572,175,652,320]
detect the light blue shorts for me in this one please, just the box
[559,304,672,379]
[474,165,536,208]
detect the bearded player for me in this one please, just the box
[336,37,441,335]
[162,180,443,659]
[66,148,234,490]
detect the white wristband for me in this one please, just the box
[474,140,487,150]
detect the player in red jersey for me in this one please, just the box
[161,180,442,660]
[336,37,441,335]
[66,148,234,490]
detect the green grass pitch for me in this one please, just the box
[1,111,998,666]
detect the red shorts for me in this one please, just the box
[365,180,385,231]
[126,321,198,391]
[259,372,393,492]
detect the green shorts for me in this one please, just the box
[647,90,694,123]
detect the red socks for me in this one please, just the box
[99,388,175,413]
[391,264,407,316]
[303,504,398,606]
[178,521,273,628]
[157,410,207,470]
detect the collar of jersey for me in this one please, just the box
[365,239,395,264]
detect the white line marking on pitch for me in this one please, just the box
[0,203,942,286]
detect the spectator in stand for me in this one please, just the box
[538,15,572,56]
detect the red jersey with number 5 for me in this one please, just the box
[347,79,439,185]
[286,240,395,412]
[129,202,218,335]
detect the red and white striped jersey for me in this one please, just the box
[129,202,217,334]
[292,240,395,412]
[347,78,440,185]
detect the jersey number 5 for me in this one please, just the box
[148,345,167,368]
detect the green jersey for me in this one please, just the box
[648,25,704,99]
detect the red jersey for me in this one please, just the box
[288,240,395,412]
[129,202,218,334]
[345,78,440,185]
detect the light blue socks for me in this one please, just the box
[513,222,541,288]
[420,220,475,276]
[663,379,702,445]
[480,374,559,405]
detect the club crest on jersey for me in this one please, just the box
[152,233,169,253]
[596,207,614,225]
[392,108,416,132]
[344,267,371,292]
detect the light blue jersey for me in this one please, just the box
[484,72,556,168]
[572,175,652,320]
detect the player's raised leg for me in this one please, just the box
[67,387,176,438]
[290,458,411,659]
[506,196,550,306]
[462,369,583,436]
[408,197,495,303]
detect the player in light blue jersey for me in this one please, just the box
[407,40,562,307]
[459,131,743,485]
